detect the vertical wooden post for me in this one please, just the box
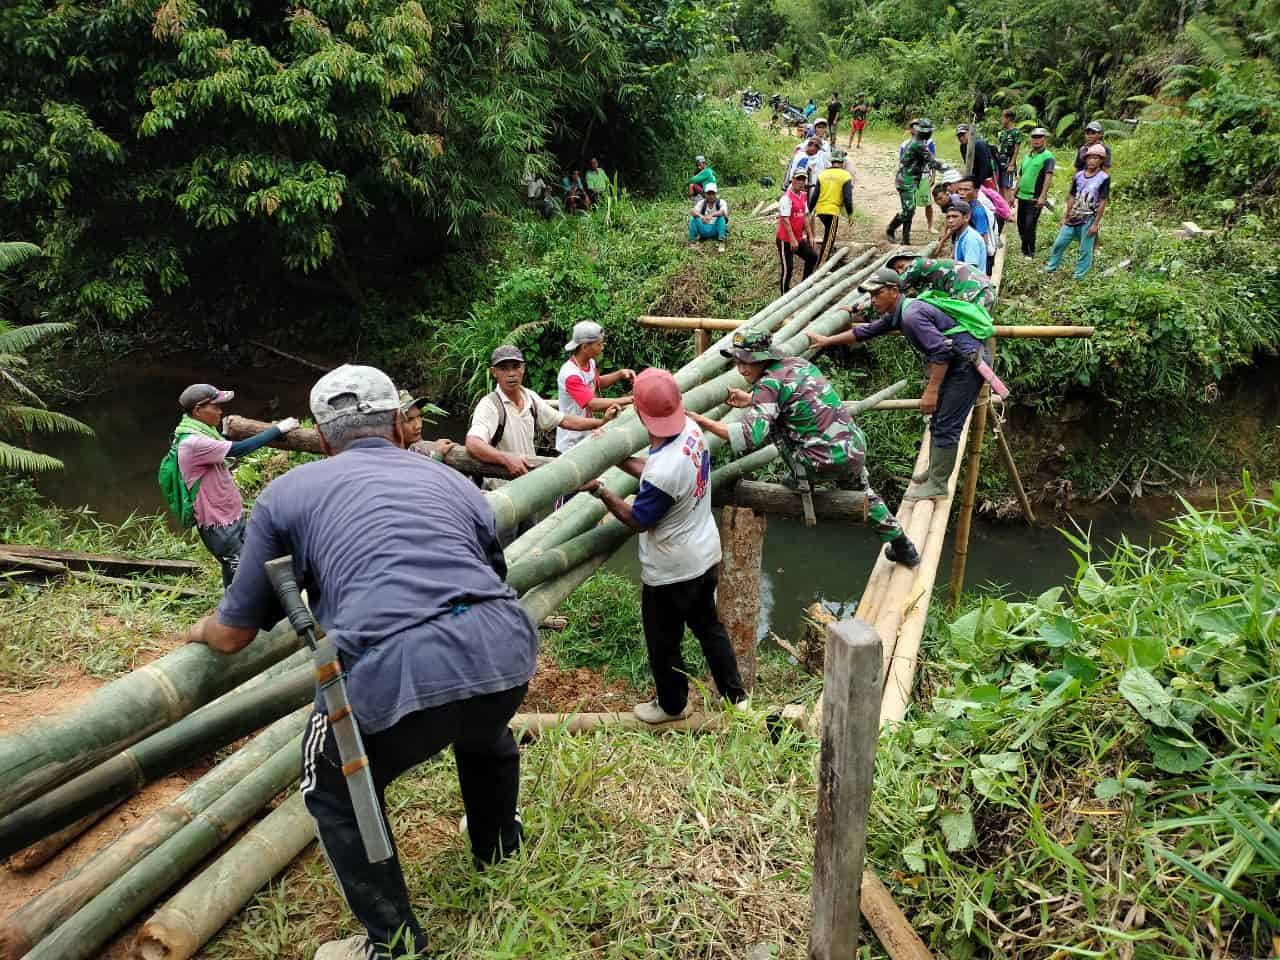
[946,372,990,609]
[992,410,1035,525]
[810,619,882,960]
[693,328,711,358]
[716,506,764,691]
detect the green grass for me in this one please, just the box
[0,479,219,690]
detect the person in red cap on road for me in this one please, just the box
[580,368,746,724]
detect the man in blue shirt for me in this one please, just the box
[808,268,988,500]
[946,200,987,272]
[185,364,538,960]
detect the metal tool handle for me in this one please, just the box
[264,556,317,640]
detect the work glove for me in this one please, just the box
[276,417,301,433]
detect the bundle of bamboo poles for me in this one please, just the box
[0,246,914,960]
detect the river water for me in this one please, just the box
[34,355,1167,640]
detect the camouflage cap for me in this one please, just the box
[858,266,902,294]
[720,329,781,363]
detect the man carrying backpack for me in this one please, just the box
[164,384,301,586]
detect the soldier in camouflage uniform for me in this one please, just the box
[689,329,920,567]
[887,118,943,245]
[835,255,997,326]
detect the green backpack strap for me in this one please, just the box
[917,289,995,341]
[157,432,201,528]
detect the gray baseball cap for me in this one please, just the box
[956,123,970,135]
[565,321,604,352]
[1030,127,1049,137]
[949,198,972,215]
[858,267,902,293]
[694,155,707,164]
[179,383,234,412]
[490,344,525,365]
[1085,120,1103,133]
[310,364,400,426]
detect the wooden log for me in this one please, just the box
[20,735,304,960]
[860,870,935,960]
[0,546,200,577]
[5,806,116,872]
[693,328,712,356]
[0,710,308,960]
[0,664,313,857]
[0,618,301,819]
[134,793,315,960]
[809,620,881,960]
[0,552,65,576]
[713,480,868,522]
[717,507,765,691]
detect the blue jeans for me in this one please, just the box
[1046,218,1097,278]
[688,216,727,242]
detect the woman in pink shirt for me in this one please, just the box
[775,170,818,295]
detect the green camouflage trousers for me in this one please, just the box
[895,170,921,219]
[785,446,903,543]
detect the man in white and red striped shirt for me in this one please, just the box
[555,321,634,453]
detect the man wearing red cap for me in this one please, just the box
[581,368,746,724]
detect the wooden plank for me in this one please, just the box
[717,507,764,691]
[860,870,935,960]
[712,481,867,522]
[0,546,199,576]
[809,620,881,960]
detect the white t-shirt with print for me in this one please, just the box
[637,418,721,587]
[556,357,596,453]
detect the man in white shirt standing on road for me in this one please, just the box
[581,368,746,724]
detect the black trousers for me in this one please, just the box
[932,354,986,448]
[775,237,818,295]
[816,213,841,264]
[302,684,528,958]
[1016,198,1043,256]
[197,516,246,587]
[641,566,746,714]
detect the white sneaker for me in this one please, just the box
[314,934,372,960]
[633,700,692,724]
[717,243,726,253]
[459,811,522,835]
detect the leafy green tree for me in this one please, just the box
[0,243,92,472]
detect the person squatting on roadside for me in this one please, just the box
[582,368,747,724]
[172,383,300,587]
[185,364,538,960]
[689,331,921,568]
[808,267,991,501]
[687,182,729,250]
[888,118,943,245]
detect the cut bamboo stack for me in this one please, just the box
[0,246,914,960]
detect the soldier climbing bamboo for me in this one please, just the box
[807,267,996,500]
[688,329,920,567]
[887,118,943,245]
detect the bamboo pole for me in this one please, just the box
[0,663,313,857]
[0,709,308,960]
[504,256,887,562]
[509,706,809,735]
[134,793,315,960]
[945,240,1006,607]
[5,806,116,872]
[992,406,1035,524]
[0,545,201,576]
[21,735,304,960]
[641,318,1093,338]
[0,619,300,819]
[491,259,897,534]
[859,871,935,960]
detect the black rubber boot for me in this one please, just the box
[885,215,900,241]
[901,210,914,245]
[884,533,921,568]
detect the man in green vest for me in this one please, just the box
[1015,127,1055,257]
[806,267,991,499]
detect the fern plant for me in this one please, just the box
[0,241,92,472]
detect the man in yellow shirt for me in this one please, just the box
[812,148,854,264]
